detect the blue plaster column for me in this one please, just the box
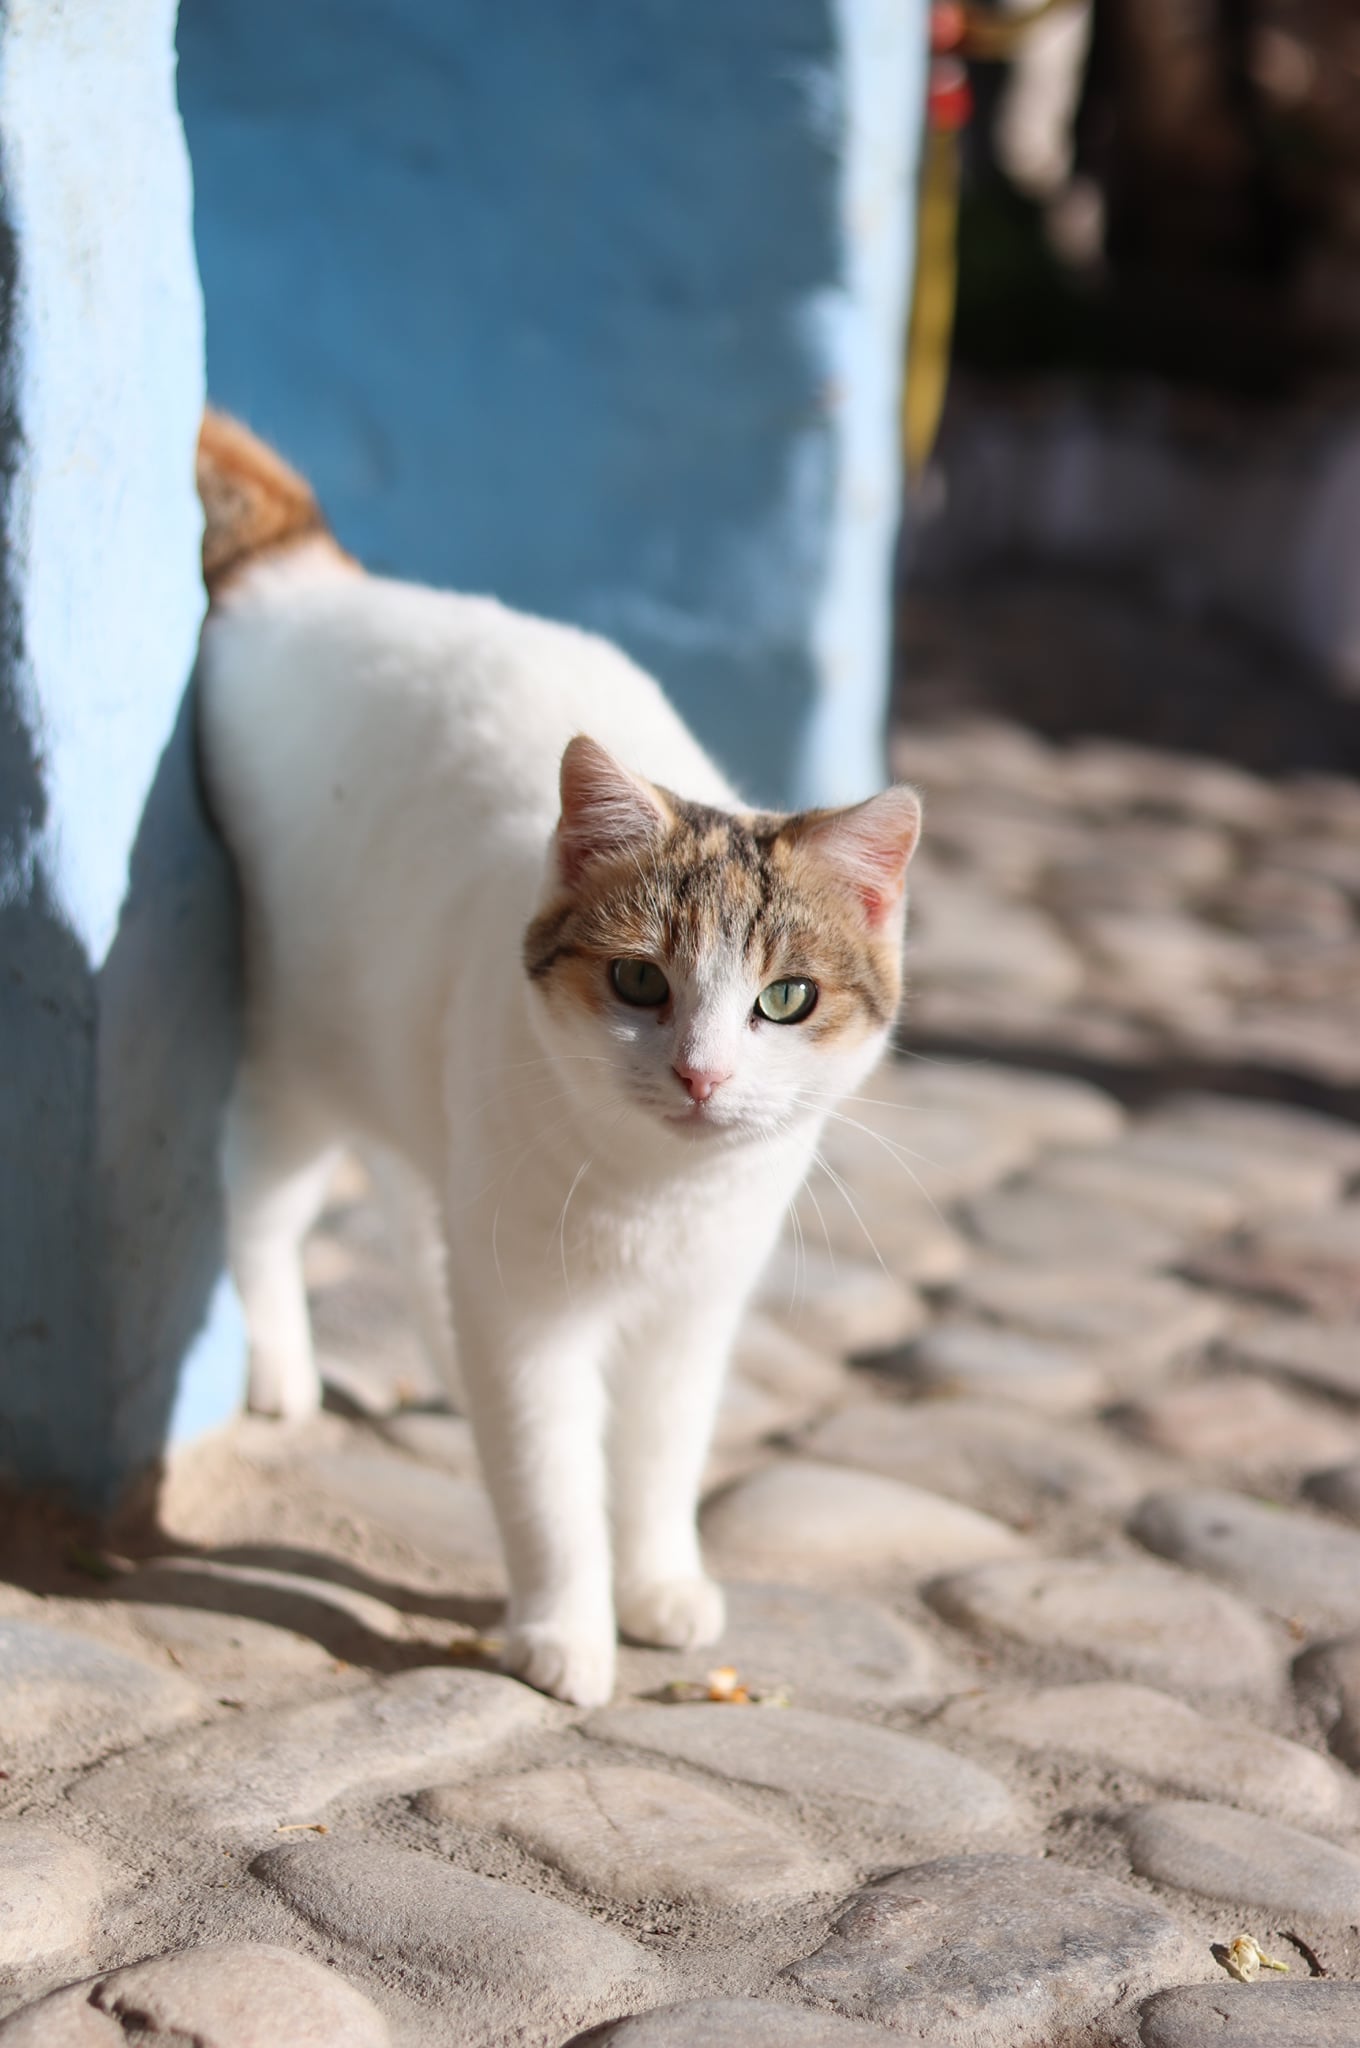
[0,1,241,1512]
[179,0,926,809]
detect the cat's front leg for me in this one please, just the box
[453,1293,616,1707]
[608,1293,745,1651]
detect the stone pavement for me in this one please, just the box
[892,710,1360,1094]
[5,726,1360,2044]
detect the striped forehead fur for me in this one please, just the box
[524,792,902,1033]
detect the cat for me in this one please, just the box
[195,410,922,1706]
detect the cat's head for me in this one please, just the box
[522,736,921,1145]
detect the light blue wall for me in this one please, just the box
[0,1,242,1510]
[179,0,925,809]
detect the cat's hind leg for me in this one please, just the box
[361,1144,465,1409]
[223,1067,339,1421]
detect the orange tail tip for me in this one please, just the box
[197,407,333,597]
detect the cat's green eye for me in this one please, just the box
[755,978,817,1025]
[610,957,670,1007]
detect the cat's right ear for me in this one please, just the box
[555,736,672,886]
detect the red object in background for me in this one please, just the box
[929,2,972,127]
[931,2,966,51]
[928,53,973,130]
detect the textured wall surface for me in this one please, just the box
[180,0,925,807]
[0,0,241,1509]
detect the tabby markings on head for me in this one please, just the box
[524,792,902,1040]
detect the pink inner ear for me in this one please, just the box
[803,786,922,928]
[556,735,670,885]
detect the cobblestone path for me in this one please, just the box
[4,720,1360,2045]
[894,712,1360,1093]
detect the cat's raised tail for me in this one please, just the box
[197,408,340,599]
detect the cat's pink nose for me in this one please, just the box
[673,1061,732,1103]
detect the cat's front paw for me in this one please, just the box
[501,1621,616,1708]
[617,1575,726,1650]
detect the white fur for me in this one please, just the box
[198,543,909,1705]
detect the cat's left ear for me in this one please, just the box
[555,735,673,886]
[787,786,922,929]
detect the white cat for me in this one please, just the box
[196,413,920,1706]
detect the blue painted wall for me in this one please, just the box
[0,2,242,1511]
[179,0,924,808]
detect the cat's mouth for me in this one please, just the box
[663,1102,720,1128]
[660,1099,747,1139]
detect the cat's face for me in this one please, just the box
[523,738,921,1147]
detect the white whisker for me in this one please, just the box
[491,1199,506,1297]
[797,1099,948,1228]
[800,1091,925,1114]
[800,1172,836,1273]
[456,1098,582,1204]
[555,1155,594,1299]
[810,1145,889,1276]
[787,1187,805,1314]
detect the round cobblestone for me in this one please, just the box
[939,1681,1356,1828]
[702,1460,1027,1579]
[1302,1460,1360,1519]
[0,1945,391,2046]
[963,1182,1187,1270]
[1129,1487,1360,1632]
[888,1322,1107,1414]
[1140,1981,1360,2048]
[1033,1146,1246,1232]
[1292,1631,1360,1769]
[421,1763,847,1908]
[1120,1800,1360,1920]
[0,1826,103,1971]
[0,1619,202,1770]
[1153,1095,1360,1176]
[70,1667,562,1837]
[1111,1376,1358,1474]
[577,1998,902,2045]
[254,1838,662,2041]
[865,1058,1123,1149]
[1228,1316,1360,1400]
[1113,1122,1342,1215]
[783,1853,1203,2047]
[585,1704,1026,1849]
[649,1581,943,1708]
[925,1558,1282,1698]
[812,1400,1157,1528]
[947,1263,1225,1375]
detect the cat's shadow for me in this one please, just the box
[117,1539,505,1675]
[1,1493,505,1680]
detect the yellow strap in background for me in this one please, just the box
[903,122,962,482]
[960,0,1071,63]
[902,0,1081,482]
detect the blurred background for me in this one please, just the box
[892,0,1360,1108]
[180,0,1360,1119]
[904,0,1360,719]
